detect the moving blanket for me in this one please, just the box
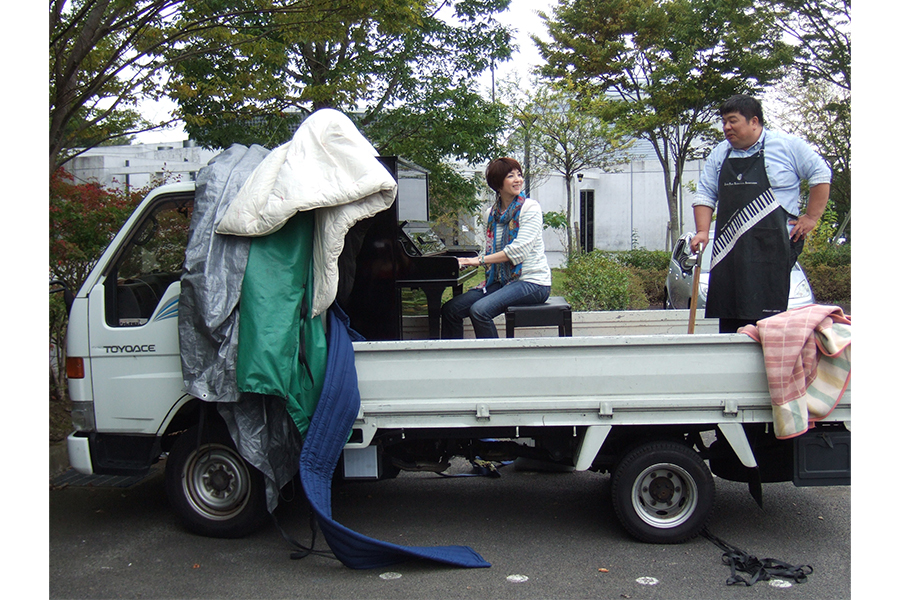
[300,307,491,570]
[740,305,851,439]
[215,108,397,318]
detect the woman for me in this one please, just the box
[441,157,552,339]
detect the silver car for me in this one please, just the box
[664,231,815,310]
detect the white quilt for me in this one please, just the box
[215,108,397,316]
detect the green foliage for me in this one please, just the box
[562,251,649,311]
[595,249,668,305]
[542,210,568,231]
[798,242,851,304]
[50,0,176,173]
[775,0,850,92]
[802,264,850,305]
[615,248,669,272]
[613,249,669,305]
[798,242,851,269]
[168,0,513,227]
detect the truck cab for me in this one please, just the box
[67,183,197,477]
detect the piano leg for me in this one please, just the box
[422,287,445,340]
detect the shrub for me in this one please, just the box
[798,242,851,268]
[563,251,649,311]
[798,243,851,303]
[616,248,670,272]
[614,249,669,305]
[803,264,851,304]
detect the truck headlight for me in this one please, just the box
[71,401,95,432]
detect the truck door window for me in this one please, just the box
[105,196,193,327]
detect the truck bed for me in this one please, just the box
[347,332,851,448]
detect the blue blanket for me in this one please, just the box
[298,307,491,569]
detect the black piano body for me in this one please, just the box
[338,156,479,340]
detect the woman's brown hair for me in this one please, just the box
[485,157,523,193]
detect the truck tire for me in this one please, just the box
[165,425,269,538]
[611,441,714,544]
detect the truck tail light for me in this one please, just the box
[66,357,85,379]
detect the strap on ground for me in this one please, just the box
[701,528,813,586]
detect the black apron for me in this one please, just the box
[705,140,794,321]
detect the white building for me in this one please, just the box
[66,140,218,192]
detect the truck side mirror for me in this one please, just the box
[50,279,75,314]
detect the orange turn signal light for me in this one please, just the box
[66,357,85,379]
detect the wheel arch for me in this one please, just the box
[158,396,225,453]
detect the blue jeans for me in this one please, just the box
[441,280,551,339]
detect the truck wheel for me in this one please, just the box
[165,425,268,538]
[611,441,714,544]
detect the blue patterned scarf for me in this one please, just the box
[484,192,526,286]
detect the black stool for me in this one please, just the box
[504,296,573,338]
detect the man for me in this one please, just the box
[690,94,831,333]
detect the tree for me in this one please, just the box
[773,0,850,242]
[498,74,546,197]
[49,170,141,401]
[536,0,795,248]
[510,85,633,257]
[166,0,513,232]
[49,0,337,176]
[50,0,162,174]
[768,76,850,243]
[776,0,850,92]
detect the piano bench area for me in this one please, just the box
[504,296,573,338]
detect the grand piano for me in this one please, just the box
[337,157,479,340]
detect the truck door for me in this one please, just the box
[87,193,194,434]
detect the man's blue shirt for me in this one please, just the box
[693,128,832,216]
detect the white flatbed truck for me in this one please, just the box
[59,181,851,544]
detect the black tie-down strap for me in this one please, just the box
[701,529,813,586]
[272,510,339,562]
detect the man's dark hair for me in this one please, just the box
[719,94,764,126]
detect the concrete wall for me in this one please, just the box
[402,309,718,339]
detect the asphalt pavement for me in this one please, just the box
[49,458,853,599]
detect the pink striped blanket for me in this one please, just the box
[740,305,851,439]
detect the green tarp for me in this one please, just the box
[236,211,328,437]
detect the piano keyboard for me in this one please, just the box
[710,189,779,271]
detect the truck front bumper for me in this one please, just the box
[67,432,94,475]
